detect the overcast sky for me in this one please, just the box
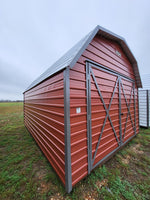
[0,0,150,100]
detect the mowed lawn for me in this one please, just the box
[0,102,150,200]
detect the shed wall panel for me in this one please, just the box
[24,72,65,185]
[139,90,150,128]
[23,28,141,193]
[88,36,139,136]
[135,88,139,133]
[77,35,135,80]
[70,63,88,186]
[70,35,139,186]
[139,90,147,127]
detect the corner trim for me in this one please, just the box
[64,67,72,193]
[86,62,92,174]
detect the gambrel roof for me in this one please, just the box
[25,25,142,92]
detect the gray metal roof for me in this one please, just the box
[25,25,142,92]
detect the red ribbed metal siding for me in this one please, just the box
[24,33,139,191]
[83,35,135,79]
[70,63,88,186]
[70,34,139,186]
[24,72,65,184]
[90,65,137,168]
[90,66,120,166]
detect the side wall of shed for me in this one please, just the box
[139,90,147,127]
[24,71,65,184]
[139,90,150,128]
[70,35,139,186]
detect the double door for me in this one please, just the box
[86,61,136,173]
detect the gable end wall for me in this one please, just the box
[70,35,139,186]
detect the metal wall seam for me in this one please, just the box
[64,67,72,193]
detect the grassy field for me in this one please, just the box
[0,102,150,200]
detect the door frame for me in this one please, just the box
[86,60,136,173]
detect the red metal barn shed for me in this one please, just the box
[23,25,142,193]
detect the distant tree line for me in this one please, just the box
[0,100,23,102]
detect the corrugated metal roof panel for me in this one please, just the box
[25,29,95,92]
[24,25,142,92]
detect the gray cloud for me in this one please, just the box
[0,0,150,100]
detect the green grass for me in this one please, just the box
[0,102,150,199]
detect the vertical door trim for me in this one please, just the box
[118,76,123,145]
[64,67,72,193]
[86,62,92,174]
